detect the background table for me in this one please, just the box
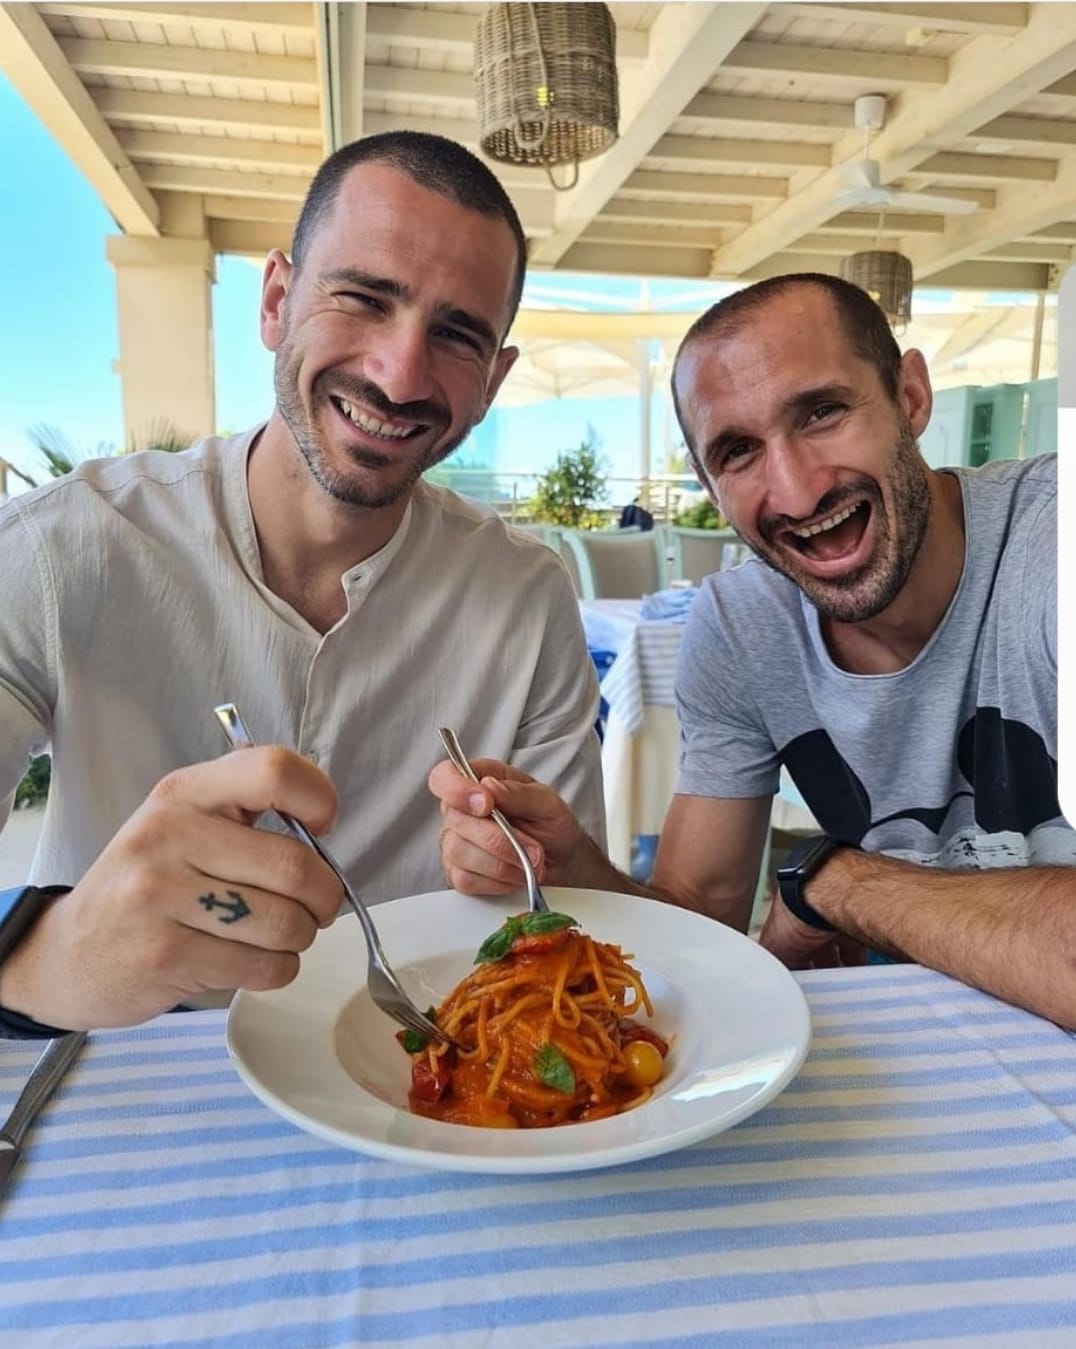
[581,598,816,873]
[3,965,1076,1347]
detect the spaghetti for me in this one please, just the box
[399,911,669,1129]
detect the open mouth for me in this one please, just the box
[785,500,871,563]
[330,394,426,442]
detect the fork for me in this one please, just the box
[438,727,551,914]
[213,703,459,1050]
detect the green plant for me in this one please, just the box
[14,755,50,809]
[531,431,609,529]
[676,496,727,530]
[1,421,194,492]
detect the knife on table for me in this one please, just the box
[0,1031,88,1198]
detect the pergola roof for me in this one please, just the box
[3,1,1075,295]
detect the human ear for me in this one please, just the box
[478,345,520,417]
[259,250,293,353]
[898,348,933,438]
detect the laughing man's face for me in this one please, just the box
[674,287,932,624]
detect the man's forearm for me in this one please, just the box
[808,849,1076,1028]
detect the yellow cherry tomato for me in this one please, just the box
[623,1039,664,1089]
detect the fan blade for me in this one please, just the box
[840,158,881,191]
[886,191,978,216]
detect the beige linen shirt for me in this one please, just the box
[0,429,604,901]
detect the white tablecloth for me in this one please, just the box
[581,599,816,869]
[4,966,1076,1346]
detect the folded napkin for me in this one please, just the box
[640,587,698,621]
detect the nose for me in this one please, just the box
[762,436,832,523]
[363,318,436,407]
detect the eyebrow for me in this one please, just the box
[322,268,500,354]
[702,382,858,466]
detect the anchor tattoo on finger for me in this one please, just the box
[198,890,251,924]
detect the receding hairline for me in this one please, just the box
[289,132,528,336]
[671,275,903,451]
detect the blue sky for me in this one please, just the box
[1,71,709,498]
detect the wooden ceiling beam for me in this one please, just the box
[971,114,1076,147]
[904,155,1076,277]
[58,36,318,89]
[556,241,713,279]
[363,5,648,61]
[139,162,308,199]
[92,88,321,135]
[648,134,830,170]
[117,128,319,171]
[778,4,1027,36]
[710,3,1076,276]
[907,151,1056,181]
[723,39,947,87]
[680,93,852,130]
[622,169,788,202]
[0,2,159,234]
[601,199,753,226]
[37,4,314,38]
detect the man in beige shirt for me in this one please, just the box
[0,132,603,1035]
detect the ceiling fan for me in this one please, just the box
[834,94,978,216]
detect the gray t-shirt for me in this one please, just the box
[676,455,1072,870]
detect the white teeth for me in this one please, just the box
[791,502,859,539]
[336,397,416,440]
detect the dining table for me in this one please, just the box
[580,597,817,873]
[4,962,1076,1347]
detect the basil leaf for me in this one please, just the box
[518,911,578,936]
[474,915,524,964]
[533,1043,576,1095]
[398,1007,437,1055]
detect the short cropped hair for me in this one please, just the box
[290,130,528,333]
[671,273,904,461]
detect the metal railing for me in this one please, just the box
[429,468,706,525]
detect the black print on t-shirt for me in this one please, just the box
[779,708,1059,846]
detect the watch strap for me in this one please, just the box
[0,885,76,1040]
[776,835,846,932]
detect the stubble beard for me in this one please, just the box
[743,423,933,624]
[272,333,467,510]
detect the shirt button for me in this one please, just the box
[306,750,320,765]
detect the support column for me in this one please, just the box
[106,232,216,449]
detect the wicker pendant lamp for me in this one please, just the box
[839,250,913,331]
[473,2,619,189]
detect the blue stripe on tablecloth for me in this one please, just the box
[17,1081,1070,1191]
[611,1301,1076,1349]
[6,1243,1076,1337]
[5,1151,1076,1243]
[4,1193,1076,1289]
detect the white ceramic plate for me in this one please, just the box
[226,887,811,1174]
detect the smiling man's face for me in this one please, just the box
[259,160,519,511]
[674,285,934,624]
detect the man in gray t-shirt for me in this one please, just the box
[433,273,1076,1030]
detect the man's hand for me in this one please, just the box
[758,890,866,969]
[428,756,608,895]
[0,747,344,1029]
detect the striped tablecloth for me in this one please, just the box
[3,964,1076,1348]
[580,598,685,736]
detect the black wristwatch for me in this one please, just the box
[776,835,847,932]
[0,884,74,1039]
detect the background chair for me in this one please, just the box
[666,526,748,585]
[558,529,668,599]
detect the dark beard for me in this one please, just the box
[746,423,933,624]
[272,334,462,510]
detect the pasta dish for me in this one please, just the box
[398,911,670,1128]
